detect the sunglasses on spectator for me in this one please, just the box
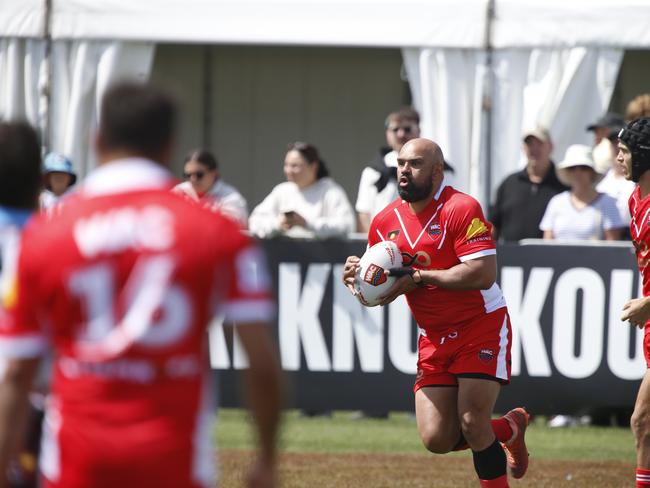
[387,125,416,134]
[184,171,206,180]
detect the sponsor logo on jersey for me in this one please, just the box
[478,348,494,363]
[465,218,489,240]
[387,230,400,240]
[427,223,441,236]
[363,264,387,286]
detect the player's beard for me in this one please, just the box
[398,177,434,203]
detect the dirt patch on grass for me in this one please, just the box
[219,450,632,487]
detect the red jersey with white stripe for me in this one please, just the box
[368,183,506,333]
[0,159,274,488]
[630,186,650,300]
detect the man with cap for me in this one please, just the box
[489,126,567,242]
[39,152,77,211]
[615,117,650,488]
[587,112,625,146]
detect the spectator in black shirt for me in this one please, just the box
[490,126,568,242]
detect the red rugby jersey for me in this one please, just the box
[368,183,506,332]
[0,158,274,488]
[630,186,650,301]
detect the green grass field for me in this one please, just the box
[216,409,635,461]
[216,409,637,487]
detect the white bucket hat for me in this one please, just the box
[556,144,600,186]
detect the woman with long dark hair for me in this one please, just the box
[249,142,354,238]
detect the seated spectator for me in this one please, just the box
[625,93,650,122]
[540,144,624,241]
[355,107,453,233]
[489,126,567,242]
[249,142,354,239]
[586,112,624,145]
[39,152,77,211]
[594,134,635,235]
[173,149,248,226]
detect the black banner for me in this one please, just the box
[211,239,644,415]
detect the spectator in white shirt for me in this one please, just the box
[355,108,421,233]
[540,144,624,241]
[355,107,454,233]
[249,142,354,239]
[173,149,248,227]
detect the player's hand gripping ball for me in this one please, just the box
[354,241,402,307]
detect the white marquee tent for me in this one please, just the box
[2,0,650,204]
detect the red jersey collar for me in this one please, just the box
[434,179,448,201]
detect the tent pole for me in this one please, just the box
[483,0,495,207]
[41,0,53,153]
[202,45,213,149]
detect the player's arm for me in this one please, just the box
[429,196,497,290]
[420,254,497,290]
[621,296,650,328]
[342,256,360,295]
[220,234,284,488]
[234,322,284,488]
[0,357,39,485]
[379,255,496,305]
[342,216,380,295]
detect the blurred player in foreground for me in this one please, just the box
[0,121,44,488]
[0,83,283,488]
[616,118,650,488]
[342,138,529,487]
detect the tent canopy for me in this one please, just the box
[4,0,650,49]
[0,0,44,37]
[2,0,649,208]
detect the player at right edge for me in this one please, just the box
[616,117,650,488]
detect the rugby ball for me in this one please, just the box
[354,241,403,307]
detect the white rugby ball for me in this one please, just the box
[354,240,403,307]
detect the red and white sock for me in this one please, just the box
[479,474,509,487]
[637,467,650,487]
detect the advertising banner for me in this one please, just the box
[212,239,643,415]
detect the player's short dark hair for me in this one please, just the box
[184,149,219,171]
[0,121,42,210]
[287,141,330,180]
[385,107,420,128]
[99,82,176,160]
